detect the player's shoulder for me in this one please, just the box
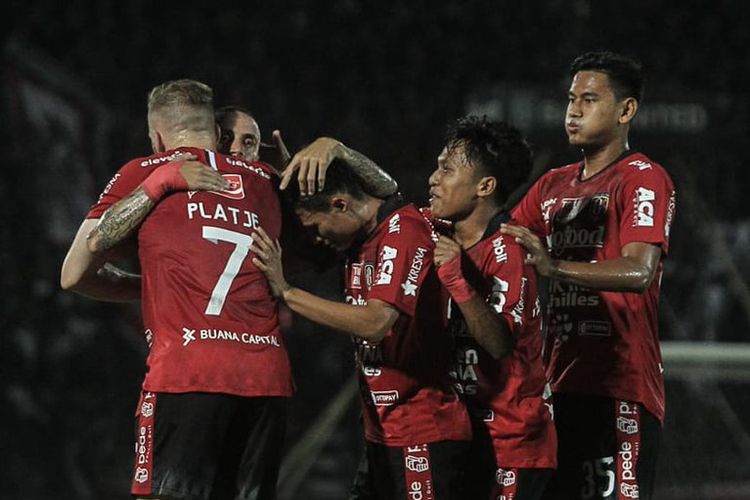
[121,148,194,171]
[215,153,277,181]
[615,152,673,183]
[536,161,581,186]
[378,204,436,242]
[477,223,526,264]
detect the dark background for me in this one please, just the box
[3,1,749,499]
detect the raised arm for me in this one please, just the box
[87,159,229,254]
[279,137,398,198]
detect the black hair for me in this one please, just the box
[285,158,367,212]
[215,105,255,130]
[570,51,644,101]
[444,115,532,205]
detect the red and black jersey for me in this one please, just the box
[88,148,293,398]
[346,197,471,446]
[512,151,676,422]
[438,211,557,469]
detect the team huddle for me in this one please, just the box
[61,50,675,500]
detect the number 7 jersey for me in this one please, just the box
[87,148,293,397]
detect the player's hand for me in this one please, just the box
[280,137,342,195]
[434,235,462,268]
[500,223,555,277]
[259,129,291,173]
[178,159,230,192]
[251,226,292,299]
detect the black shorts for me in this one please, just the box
[541,393,661,500]
[466,413,553,500]
[131,390,287,500]
[349,439,471,500]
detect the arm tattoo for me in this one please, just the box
[88,187,155,252]
[340,147,398,198]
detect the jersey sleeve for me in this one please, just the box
[511,176,546,238]
[86,160,152,219]
[368,213,435,317]
[483,236,528,336]
[617,164,676,255]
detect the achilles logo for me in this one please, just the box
[144,329,153,347]
[371,390,399,406]
[405,455,429,473]
[134,467,149,484]
[621,482,640,498]
[211,174,245,200]
[635,187,655,227]
[617,416,639,435]
[376,246,398,285]
[496,468,516,487]
[388,214,401,234]
[141,402,154,418]
[182,327,196,346]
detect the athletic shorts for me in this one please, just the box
[349,439,471,500]
[130,390,287,500]
[466,413,553,500]
[541,393,661,500]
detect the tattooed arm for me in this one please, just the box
[279,137,398,197]
[87,159,228,254]
[61,218,141,302]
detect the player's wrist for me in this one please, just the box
[436,257,476,303]
[140,161,188,201]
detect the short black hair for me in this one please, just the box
[285,158,367,212]
[570,51,644,101]
[215,105,255,130]
[444,115,532,204]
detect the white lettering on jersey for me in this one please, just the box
[628,159,653,170]
[635,187,655,227]
[186,202,260,229]
[401,246,427,296]
[376,245,398,285]
[388,214,401,234]
[492,235,508,263]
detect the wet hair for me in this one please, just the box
[444,115,532,204]
[570,51,644,101]
[147,79,215,134]
[285,158,367,212]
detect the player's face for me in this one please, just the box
[428,144,481,221]
[566,71,622,148]
[218,112,261,161]
[295,208,361,251]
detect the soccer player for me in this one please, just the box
[216,105,291,173]
[66,79,291,499]
[427,116,557,499]
[502,51,677,500]
[250,151,472,500]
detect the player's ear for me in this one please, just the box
[619,97,638,124]
[477,176,497,199]
[150,130,166,153]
